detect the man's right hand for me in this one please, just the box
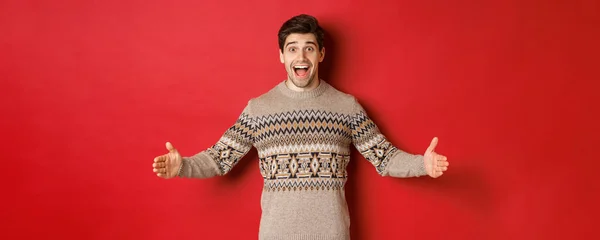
[153,142,182,179]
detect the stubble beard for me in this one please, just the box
[287,65,316,89]
[288,75,314,88]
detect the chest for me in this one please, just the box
[253,110,354,147]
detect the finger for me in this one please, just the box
[426,137,438,153]
[438,159,449,166]
[154,155,166,163]
[436,166,448,172]
[157,173,165,178]
[153,168,166,173]
[166,142,176,153]
[433,158,445,167]
[153,162,166,168]
[436,155,447,161]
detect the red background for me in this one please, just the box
[2,0,598,239]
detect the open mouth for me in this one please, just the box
[293,65,310,78]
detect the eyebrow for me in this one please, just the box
[285,41,318,48]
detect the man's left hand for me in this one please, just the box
[424,137,449,178]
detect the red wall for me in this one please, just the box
[2,0,598,239]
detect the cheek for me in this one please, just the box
[285,55,295,64]
[309,53,320,63]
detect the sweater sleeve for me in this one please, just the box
[350,99,427,178]
[179,101,255,178]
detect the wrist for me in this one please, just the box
[176,160,184,177]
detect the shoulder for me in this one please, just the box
[247,82,280,106]
[323,82,363,113]
[326,83,355,100]
[239,81,282,116]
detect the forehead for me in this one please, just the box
[285,33,318,45]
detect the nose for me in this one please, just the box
[297,50,307,61]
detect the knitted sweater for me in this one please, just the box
[179,80,427,240]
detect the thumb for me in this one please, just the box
[427,137,438,153]
[166,142,177,153]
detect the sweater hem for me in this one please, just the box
[259,233,350,240]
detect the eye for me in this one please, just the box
[288,47,296,52]
[306,47,314,51]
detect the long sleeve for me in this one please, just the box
[350,99,427,178]
[179,101,255,178]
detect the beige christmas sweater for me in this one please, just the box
[178,80,427,240]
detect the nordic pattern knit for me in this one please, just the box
[179,80,427,240]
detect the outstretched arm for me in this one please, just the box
[152,101,255,179]
[350,99,448,178]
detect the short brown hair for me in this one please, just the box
[278,14,325,52]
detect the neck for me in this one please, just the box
[285,76,320,92]
[277,78,329,99]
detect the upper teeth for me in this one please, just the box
[294,66,309,69]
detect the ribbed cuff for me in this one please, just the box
[384,150,427,178]
[178,152,221,178]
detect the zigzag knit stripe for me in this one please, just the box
[255,110,352,124]
[226,112,254,142]
[255,126,352,141]
[350,111,379,140]
[256,133,351,151]
[353,134,385,152]
[254,110,353,142]
[263,178,346,192]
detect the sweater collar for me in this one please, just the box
[276,79,330,99]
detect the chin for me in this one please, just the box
[292,78,313,88]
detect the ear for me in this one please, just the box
[279,49,284,64]
[319,47,326,62]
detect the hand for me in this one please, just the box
[152,142,182,179]
[424,137,449,178]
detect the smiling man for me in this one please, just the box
[152,14,449,240]
[280,30,324,91]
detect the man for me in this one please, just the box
[152,14,449,240]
